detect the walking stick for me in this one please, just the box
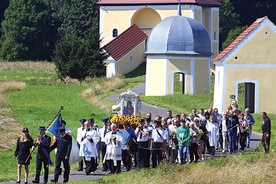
[25,106,64,163]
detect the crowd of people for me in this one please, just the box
[13,107,271,183]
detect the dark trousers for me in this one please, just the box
[122,149,132,171]
[219,131,223,149]
[152,142,162,168]
[239,132,247,150]
[136,141,148,168]
[205,139,210,153]
[189,143,199,162]
[106,160,121,174]
[209,146,215,156]
[84,157,96,175]
[53,157,70,182]
[228,130,237,153]
[145,140,150,168]
[35,158,49,183]
[262,132,271,153]
[99,142,108,171]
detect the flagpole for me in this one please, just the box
[45,106,64,131]
[25,106,64,163]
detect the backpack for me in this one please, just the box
[126,136,138,154]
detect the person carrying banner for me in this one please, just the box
[32,126,52,184]
[50,127,72,183]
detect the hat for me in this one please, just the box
[88,118,94,123]
[59,127,65,132]
[145,118,151,122]
[61,120,66,125]
[79,119,86,124]
[22,128,29,132]
[102,118,109,123]
[139,119,145,123]
[38,126,46,131]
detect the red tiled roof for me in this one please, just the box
[98,0,221,6]
[103,24,148,61]
[212,16,267,62]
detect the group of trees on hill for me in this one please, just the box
[0,0,107,80]
[0,0,275,80]
[220,0,276,50]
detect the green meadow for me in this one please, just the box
[0,61,275,183]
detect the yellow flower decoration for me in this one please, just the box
[110,115,140,126]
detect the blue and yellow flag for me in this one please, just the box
[46,114,62,137]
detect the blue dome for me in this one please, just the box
[146,16,212,56]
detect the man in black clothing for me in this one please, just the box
[32,126,51,184]
[261,112,271,153]
[50,127,72,183]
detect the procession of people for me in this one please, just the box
[13,106,271,183]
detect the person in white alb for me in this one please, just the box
[76,119,86,171]
[104,124,123,174]
[79,120,99,175]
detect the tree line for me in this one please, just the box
[0,0,275,80]
[0,0,107,81]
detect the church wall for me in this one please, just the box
[226,26,276,64]
[211,8,219,57]
[168,59,191,94]
[224,67,276,113]
[145,57,167,96]
[194,59,210,94]
[203,11,210,35]
[194,8,202,23]
[213,65,225,113]
[131,8,161,28]
[115,41,146,75]
[105,62,116,78]
[101,9,134,45]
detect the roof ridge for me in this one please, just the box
[212,16,267,62]
[103,24,148,61]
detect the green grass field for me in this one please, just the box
[0,61,275,183]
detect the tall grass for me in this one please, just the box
[0,61,55,72]
[69,153,275,184]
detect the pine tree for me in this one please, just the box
[0,0,54,61]
[52,0,108,80]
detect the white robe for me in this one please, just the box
[104,131,122,166]
[206,122,218,147]
[79,129,99,161]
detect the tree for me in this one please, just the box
[53,26,108,80]
[222,26,247,50]
[219,0,240,50]
[52,0,108,80]
[232,0,276,26]
[0,0,9,37]
[0,0,55,61]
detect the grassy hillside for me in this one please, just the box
[0,61,275,183]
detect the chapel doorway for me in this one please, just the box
[238,82,255,112]
[174,72,185,94]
